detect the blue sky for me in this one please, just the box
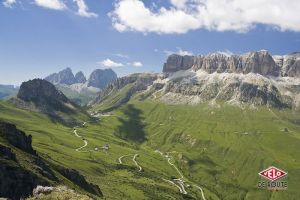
[0,0,300,85]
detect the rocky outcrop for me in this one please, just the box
[163,54,194,72]
[163,50,286,77]
[45,68,77,85]
[0,160,49,200]
[16,79,75,113]
[0,122,35,155]
[57,168,103,197]
[0,122,56,200]
[74,71,87,84]
[87,69,117,89]
[274,52,300,77]
[0,145,16,161]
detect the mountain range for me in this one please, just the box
[1,49,300,200]
[92,50,300,110]
[44,68,117,106]
[45,67,117,89]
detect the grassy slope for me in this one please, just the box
[1,93,300,199]
[91,93,300,200]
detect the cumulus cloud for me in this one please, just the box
[110,0,300,34]
[74,0,98,18]
[98,59,124,68]
[130,61,143,67]
[34,0,66,10]
[165,48,193,56]
[3,0,97,18]
[3,0,16,8]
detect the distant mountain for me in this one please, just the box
[8,79,90,124]
[91,50,300,110]
[163,50,300,77]
[44,68,117,105]
[0,84,19,100]
[74,71,86,83]
[45,68,77,85]
[87,69,117,89]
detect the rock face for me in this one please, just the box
[0,122,35,155]
[0,121,55,200]
[163,50,298,77]
[45,68,77,85]
[74,71,87,83]
[0,121,103,199]
[57,168,103,197]
[87,69,117,89]
[17,79,74,112]
[273,52,300,77]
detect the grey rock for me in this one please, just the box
[0,122,35,155]
[276,52,300,77]
[57,167,102,197]
[74,71,87,83]
[17,79,70,109]
[163,50,281,76]
[87,69,117,89]
[45,68,76,85]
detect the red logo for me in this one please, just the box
[259,166,287,181]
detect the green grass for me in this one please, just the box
[1,96,300,199]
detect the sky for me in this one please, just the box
[0,0,300,85]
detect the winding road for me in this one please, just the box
[76,140,88,152]
[155,150,206,198]
[73,122,89,152]
[194,185,206,200]
[118,154,143,172]
[133,154,142,172]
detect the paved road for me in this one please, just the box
[133,154,142,172]
[194,185,206,200]
[73,122,88,152]
[76,140,88,152]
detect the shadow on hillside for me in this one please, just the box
[116,104,146,143]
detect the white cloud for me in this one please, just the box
[165,48,193,56]
[34,0,66,10]
[110,0,300,34]
[130,61,143,67]
[3,0,16,8]
[3,0,97,18]
[114,53,129,59]
[74,0,98,18]
[98,59,124,68]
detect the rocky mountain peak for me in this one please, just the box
[87,69,117,89]
[45,67,77,85]
[16,79,75,114]
[163,50,300,77]
[74,71,86,84]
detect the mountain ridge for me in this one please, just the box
[163,50,300,77]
